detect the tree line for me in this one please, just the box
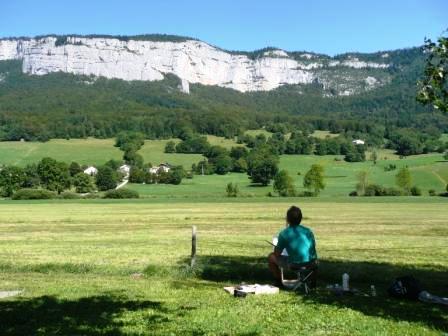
[0,158,125,198]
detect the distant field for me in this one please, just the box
[0,136,240,168]
[1,137,447,197]
[0,198,446,335]
[0,139,122,166]
[245,129,273,138]
[311,130,340,139]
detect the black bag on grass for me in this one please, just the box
[388,275,424,300]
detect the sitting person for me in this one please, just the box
[268,206,318,287]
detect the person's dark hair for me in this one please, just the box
[286,206,302,226]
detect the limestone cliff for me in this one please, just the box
[0,35,391,94]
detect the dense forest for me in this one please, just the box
[0,45,447,146]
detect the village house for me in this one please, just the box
[148,163,172,175]
[352,139,365,145]
[83,166,98,176]
[119,164,131,176]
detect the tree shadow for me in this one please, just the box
[0,291,174,335]
[195,255,448,332]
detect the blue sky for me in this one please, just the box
[0,0,446,55]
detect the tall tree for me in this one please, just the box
[273,170,296,197]
[370,150,378,165]
[69,162,82,177]
[95,166,118,191]
[417,32,448,113]
[0,166,26,197]
[303,164,325,196]
[247,145,279,186]
[395,167,412,194]
[73,173,95,193]
[356,170,369,196]
[37,158,71,193]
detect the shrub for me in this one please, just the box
[349,191,358,197]
[364,184,383,196]
[364,184,403,196]
[164,141,176,153]
[428,189,436,196]
[12,188,56,200]
[384,164,397,172]
[226,182,239,197]
[383,187,404,196]
[103,188,139,199]
[410,186,422,196]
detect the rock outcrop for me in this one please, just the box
[0,36,391,93]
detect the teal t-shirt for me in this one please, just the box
[276,224,317,264]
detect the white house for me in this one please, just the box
[83,166,98,176]
[148,163,171,175]
[119,164,131,176]
[352,139,365,145]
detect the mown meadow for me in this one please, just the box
[0,198,446,335]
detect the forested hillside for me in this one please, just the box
[0,46,447,142]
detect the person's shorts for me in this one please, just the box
[274,255,290,268]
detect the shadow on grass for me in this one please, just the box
[0,292,173,336]
[195,255,448,332]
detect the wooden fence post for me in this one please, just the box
[191,225,197,268]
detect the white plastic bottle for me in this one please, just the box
[342,273,350,291]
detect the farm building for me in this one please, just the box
[119,164,131,176]
[83,166,98,176]
[352,139,365,145]
[148,163,172,175]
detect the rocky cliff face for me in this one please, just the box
[0,36,391,94]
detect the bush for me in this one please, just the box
[383,187,404,196]
[410,186,422,196]
[226,182,239,197]
[103,188,139,199]
[12,188,56,200]
[349,191,358,197]
[428,189,436,196]
[384,164,397,172]
[364,184,403,196]
[59,192,80,199]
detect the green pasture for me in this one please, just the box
[128,152,447,198]
[0,139,122,166]
[0,199,446,335]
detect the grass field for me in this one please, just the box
[0,139,123,166]
[0,198,446,335]
[128,152,448,198]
